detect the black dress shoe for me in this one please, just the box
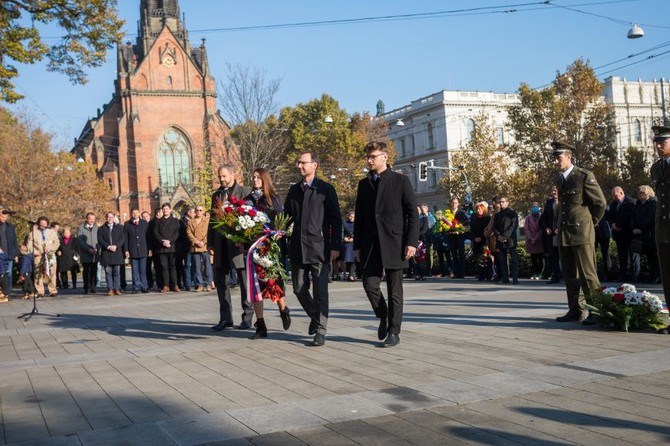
[308,319,317,335]
[382,333,400,347]
[378,314,388,341]
[311,333,325,346]
[280,307,291,330]
[236,321,253,330]
[555,312,579,322]
[580,314,596,326]
[211,321,233,331]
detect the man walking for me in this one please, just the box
[354,141,418,347]
[284,151,342,346]
[651,126,670,334]
[208,164,252,330]
[124,208,150,293]
[551,141,607,323]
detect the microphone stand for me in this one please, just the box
[18,221,60,321]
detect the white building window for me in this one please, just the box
[428,169,437,188]
[427,122,434,150]
[466,119,475,142]
[400,138,406,158]
[497,127,505,145]
[410,135,415,156]
[634,119,642,143]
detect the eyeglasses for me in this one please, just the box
[296,160,315,166]
[366,153,386,160]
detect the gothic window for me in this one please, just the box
[167,76,173,88]
[158,128,191,188]
[634,119,642,143]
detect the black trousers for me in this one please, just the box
[362,242,404,335]
[59,267,78,288]
[291,262,330,335]
[82,262,98,291]
[158,252,177,289]
[595,236,612,279]
[213,266,252,325]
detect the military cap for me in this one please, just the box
[651,125,670,141]
[550,141,575,157]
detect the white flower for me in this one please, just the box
[618,283,636,293]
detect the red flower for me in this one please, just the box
[248,209,257,217]
[255,265,263,273]
[612,293,625,303]
[224,206,233,213]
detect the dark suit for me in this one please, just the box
[651,157,670,304]
[354,169,419,336]
[539,196,561,281]
[284,176,342,335]
[608,194,635,280]
[153,215,180,290]
[208,182,253,326]
[492,207,519,283]
[556,166,607,317]
[630,197,657,282]
[98,223,126,291]
[124,219,150,292]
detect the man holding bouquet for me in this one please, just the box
[284,151,342,346]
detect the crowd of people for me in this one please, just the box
[1,125,668,339]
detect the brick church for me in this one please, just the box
[72,0,233,216]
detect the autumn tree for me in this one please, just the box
[0,0,124,103]
[0,107,111,240]
[218,63,289,185]
[506,59,618,200]
[619,147,651,194]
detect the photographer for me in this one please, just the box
[0,205,19,297]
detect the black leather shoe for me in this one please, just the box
[555,312,578,322]
[308,319,317,335]
[580,314,596,326]
[236,321,253,330]
[382,333,400,347]
[311,333,325,346]
[378,314,388,341]
[280,307,291,330]
[211,321,233,331]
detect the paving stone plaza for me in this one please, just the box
[1,279,669,445]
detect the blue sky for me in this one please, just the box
[7,0,670,148]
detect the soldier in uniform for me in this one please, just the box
[651,126,670,334]
[551,141,607,323]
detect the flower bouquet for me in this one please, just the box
[211,195,270,244]
[248,213,292,302]
[585,283,669,332]
[434,209,466,236]
[36,251,57,282]
[414,241,427,263]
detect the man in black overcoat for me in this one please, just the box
[98,212,126,295]
[284,151,342,346]
[208,164,252,331]
[492,196,519,284]
[153,203,180,292]
[608,186,636,281]
[354,141,419,347]
[539,185,562,283]
[124,208,150,293]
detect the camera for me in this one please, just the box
[1,210,16,215]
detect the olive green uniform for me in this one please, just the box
[556,166,607,317]
[651,156,670,303]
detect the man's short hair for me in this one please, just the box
[363,141,390,155]
[37,216,49,226]
[131,208,140,213]
[218,164,234,174]
[300,151,319,163]
[85,212,95,219]
[161,202,171,209]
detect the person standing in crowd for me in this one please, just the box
[447,196,469,278]
[432,210,452,278]
[124,208,151,294]
[540,186,561,284]
[630,185,659,284]
[551,141,606,323]
[595,213,612,282]
[484,198,502,282]
[177,207,195,291]
[650,126,670,334]
[56,225,78,289]
[608,186,636,282]
[411,205,429,281]
[285,151,342,346]
[244,167,292,339]
[420,204,436,277]
[354,141,418,347]
[27,216,60,297]
[18,233,36,299]
[154,203,180,293]
[141,211,155,290]
[98,212,126,296]
[50,222,61,287]
[0,205,19,297]
[147,208,163,291]
[209,164,252,331]
[77,213,99,294]
[341,211,357,282]
[524,202,544,280]
[187,205,212,293]
[470,201,491,281]
[492,196,519,284]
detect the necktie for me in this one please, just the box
[303,183,309,192]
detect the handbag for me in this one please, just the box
[629,238,643,254]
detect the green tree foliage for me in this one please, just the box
[620,146,651,193]
[506,59,617,201]
[0,107,112,239]
[0,0,124,102]
[278,94,391,210]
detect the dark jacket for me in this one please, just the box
[0,221,19,259]
[651,157,670,243]
[97,223,126,266]
[469,214,491,247]
[493,207,519,248]
[608,194,636,242]
[153,216,180,254]
[284,176,342,265]
[208,182,251,270]
[631,197,657,247]
[124,218,150,258]
[354,169,419,270]
[56,235,77,272]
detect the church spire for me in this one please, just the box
[138,0,189,60]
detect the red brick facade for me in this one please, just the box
[72,0,233,216]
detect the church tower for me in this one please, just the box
[73,0,232,216]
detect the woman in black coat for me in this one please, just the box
[56,226,79,289]
[630,185,658,283]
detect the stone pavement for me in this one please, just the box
[0,278,669,446]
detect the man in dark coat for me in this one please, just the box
[208,164,252,331]
[551,141,607,323]
[0,205,19,296]
[608,186,636,281]
[98,212,126,295]
[492,196,519,284]
[77,212,99,294]
[539,186,562,283]
[153,203,180,292]
[651,126,670,334]
[124,208,150,293]
[284,151,342,346]
[354,141,418,347]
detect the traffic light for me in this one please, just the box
[418,162,428,181]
